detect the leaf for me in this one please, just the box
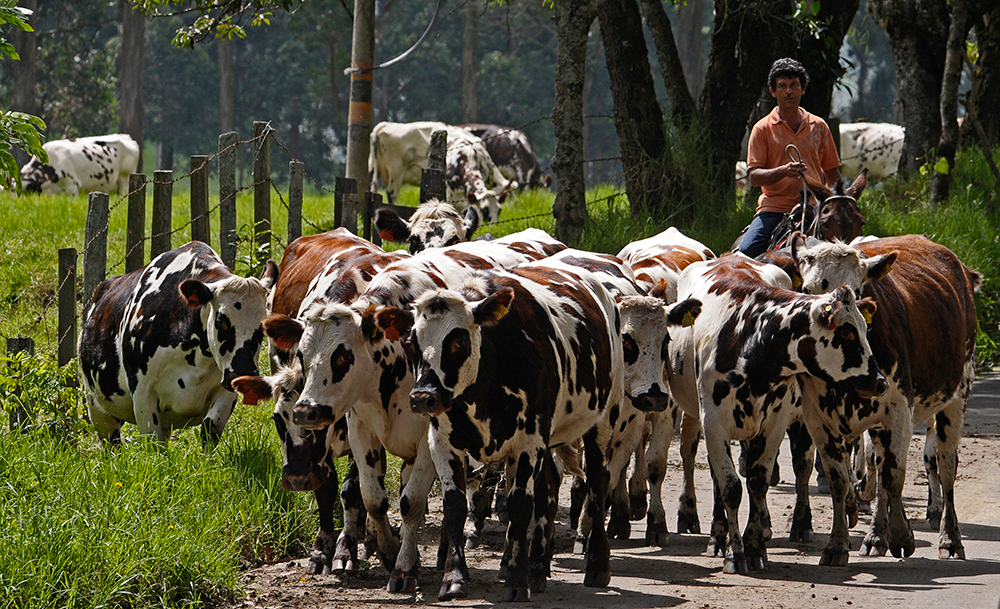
[933,157,950,175]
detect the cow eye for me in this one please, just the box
[449,335,469,354]
[336,352,354,368]
[839,328,856,342]
[216,316,231,332]
[622,335,638,364]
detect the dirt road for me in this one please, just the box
[232,375,1000,609]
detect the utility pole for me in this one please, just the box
[344,0,376,234]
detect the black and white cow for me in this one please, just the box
[79,241,278,444]
[460,124,551,190]
[388,259,626,602]
[374,199,481,254]
[790,234,980,563]
[839,122,905,181]
[667,255,885,574]
[21,134,140,196]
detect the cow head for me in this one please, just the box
[407,287,512,415]
[265,300,412,429]
[375,200,480,254]
[790,236,897,296]
[801,285,886,397]
[179,259,279,391]
[20,157,58,193]
[618,283,702,412]
[231,364,348,492]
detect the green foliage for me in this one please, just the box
[0,1,47,192]
[0,351,87,437]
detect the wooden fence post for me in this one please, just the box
[58,248,77,368]
[152,170,173,258]
[363,191,382,244]
[253,121,272,265]
[83,192,109,306]
[335,177,357,233]
[288,160,304,243]
[219,132,238,269]
[6,337,34,430]
[420,129,448,203]
[126,173,146,273]
[191,155,210,245]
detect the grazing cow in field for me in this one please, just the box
[667,255,885,574]
[392,258,625,601]
[79,241,278,444]
[791,234,979,564]
[839,122,905,181]
[374,199,481,254]
[21,134,140,196]
[460,123,551,190]
[368,121,513,223]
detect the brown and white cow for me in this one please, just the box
[668,255,885,574]
[392,259,626,601]
[374,199,481,254]
[791,234,980,563]
[21,134,140,196]
[460,123,551,190]
[368,121,513,223]
[79,241,278,444]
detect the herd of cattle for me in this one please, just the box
[77,170,979,600]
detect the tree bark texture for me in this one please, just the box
[11,0,38,166]
[218,38,235,134]
[462,0,479,124]
[968,6,1000,146]
[120,0,146,172]
[792,0,861,121]
[599,0,672,219]
[552,0,604,245]
[931,0,972,202]
[637,0,697,121]
[675,0,704,100]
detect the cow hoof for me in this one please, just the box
[629,491,648,520]
[789,525,814,543]
[309,552,330,575]
[706,537,725,557]
[927,509,942,531]
[890,538,916,558]
[723,553,748,575]
[677,512,701,535]
[331,557,358,576]
[530,575,547,593]
[645,521,669,547]
[940,544,966,559]
[502,585,531,602]
[607,514,631,540]
[747,552,767,571]
[438,581,468,601]
[819,549,849,566]
[583,568,611,588]
[858,501,872,516]
[574,536,587,555]
[465,534,480,550]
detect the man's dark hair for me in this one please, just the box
[768,58,809,90]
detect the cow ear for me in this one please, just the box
[375,306,414,342]
[857,297,877,325]
[863,251,897,282]
[259,259,279,290]
[847,168,869,199]
[816,300,843,331]
[544,174,553,188]
[648,278,671,303]
[473,287,515,327]
[264,314,304,350]
[666,298,701,328]
[461,206,480,240]
[467,193,478,209]
[375,208,410,243]
[180,279,213,308]
[231,375,272,406]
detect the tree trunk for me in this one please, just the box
[968,6,1000,146]
[676,0,704,100]
[598,0,671,219]
[637,0,696,121]
[345,0,376,232]
[792,0,860,120]
[869,0,950,173]
[328,38,348,128]
[461,0,479,124]
[120,0,146,172]
[552,0,604,245]
[10,0,38,166]
[218,38,235,134]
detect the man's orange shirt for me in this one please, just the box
[747,107,840,214]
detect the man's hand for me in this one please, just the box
[748,162,806,187]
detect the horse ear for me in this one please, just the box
[846,168,869,200]
[805,176,833,202]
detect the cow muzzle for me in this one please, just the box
[629,388,670,412]
[292,400,337,429]
[850,360,888,399]
[281,470,325,493]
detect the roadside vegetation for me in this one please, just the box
[0,145,998,608]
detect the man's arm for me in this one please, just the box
[748,161,806,187]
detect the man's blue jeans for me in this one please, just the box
[737,211,784,258]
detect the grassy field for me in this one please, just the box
[0,148,998,607]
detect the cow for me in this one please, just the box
[615,227,716,542]
[21,134,140,196]
[667,255,885,574]
[78,241,278,445]
[790,234,980,564]
[460,123,551,190]
[839,122,905,181]
[368,121,514,223]
[374,199,481,254]
[391,258,627,602]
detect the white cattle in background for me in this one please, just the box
[839,122,905,182]
[20,134,140,196]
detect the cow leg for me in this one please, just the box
[923,422,944,530]
[676,413,702,534]
[812,430,856,566]
[643,408,678,546]
[528,451,559,593]
[309,471,340,574]
[628,423,650,521]
[132,388,169,441]
[702,429,746,575]
[201,389,238,446]
[582,426,612,589]
[388,445,436,593]
[787,420,815,542]
[607,465,631,540]
[571,475,590,554]
[88,402,125,445]
[930,400,966,559]
[465,459,493,550]
[500,448,541,601]
[742,406,792,571]
[350,424,400,571]
[431,433,470,601]
[861,418,915,559]
[332,460,363,575]
[606,405,644,541]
